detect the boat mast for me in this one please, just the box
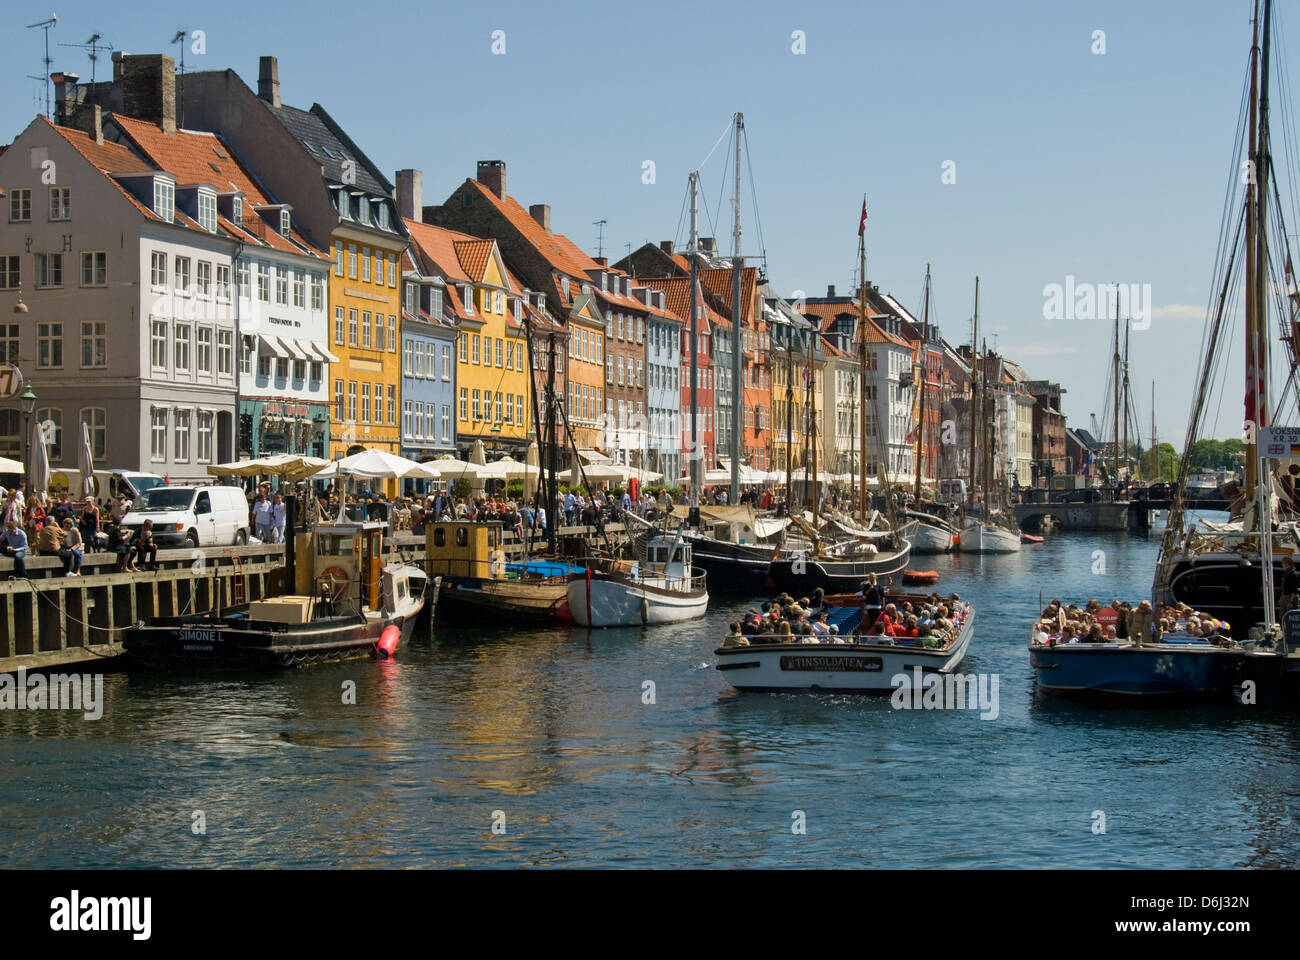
[1254,0,1274,533]
[914,263,931,502]
[688,171,701,522]
[1123,315,1131,482]
[967,277,979,513]
[785,321,793,507]
[1112,297,1120,488]
[858,213,869,521]
[1151,379,1158,480]
[809,312,819,526]
[729,111,744,505]
[1245,0,1262,510]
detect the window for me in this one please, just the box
[636,359,643,387]
[197,411,214,463]
[506,394,513,424]
[493,290,504,314]
[371,313,380,350]
[150,408,168,461]
[175,324,191,371]
[362,311,371,349]
[174,256,191,295]
[484,336,492,366]
[218,330,233,375]
[335,379,344,418]
[35,253,63,288]
[174,409,191,461]
[275,357,288,381]
[293,359,306,382]
[348,381,357,421]
[495,391,503,423]
[459,388,468,421]
[361,386,371,423]
[197,327,213,373]
[236,260,249,296]
[35,407,61,461]
[335,241,344,276]
[279,210,291,237]
[412,401,423,438]
[275,267,288,305]
[431,288,443,319]
[151,321,168,369]
[387,385,395,424]
[37,322,62,367]
[153,179,175,222]
[495,338,503,368]
[459,333,467,362]
[348,245,357,279]
[348,309,358,346]
[388,316,396,352]
[618,357,625,386]
[618,315,625,340]
[606,358,613,384]
[404,339,414,375]
[196,260,211,296]
[0,255,17,290]
[80,251,106,287]
[442,345,451,380]
[361,247,371,282]
[198,192,217,232]
[257,263,270,302]
[9,188,31,222]
[293,270,305,308]
[310,361,322,382]
[462,285,474,316]
[241,336,254,375]
[372,251,380,284]
[442,406,450,442]
[311,274,324,311]
[378,204,390,230]
[388,254,397,287]
[472,389,481,421]
[45,186,71,222]
[80,407,105,461]
[637,317,645,344]
[81,321,106,368]
[335,306,345,344]
[472,335,480,364]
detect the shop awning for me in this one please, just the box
[258,334,289,359]
[279,337,312,361]
[310,342,341,364]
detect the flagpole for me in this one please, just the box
[857,196,868,521]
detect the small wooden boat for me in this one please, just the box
[124,521,431,669]
[958,517,1022,553]
[567,534,708,627]
[1020,532,1044,544]
[715,592,975,692]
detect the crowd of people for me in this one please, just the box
[1032,597,1234,646]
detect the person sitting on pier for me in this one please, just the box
[131,520,159,571]
[36,515,64,557]
[2,519,29,579]
[59,518,83,576]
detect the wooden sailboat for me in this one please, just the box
[908,264,957,553]
[959,277,1020,553]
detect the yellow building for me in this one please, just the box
[405,219,531,454]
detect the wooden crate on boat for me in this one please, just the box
[249,596,315,624]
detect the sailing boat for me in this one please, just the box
[1152,0,1299,639]
[907,264,958,553]
[959,277,1021,553]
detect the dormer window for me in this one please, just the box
[358,196,370,223]
[153,178,175,223]
[232,195,243,223]
[377,204,390,231]
[462,285,474,316]
[336,189,350,219]
[279,209,291,237]
[197,190,217,233]
[561,278,570,300]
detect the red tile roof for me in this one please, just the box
[462,179,595,278]
[452,239,495,284]
[700,266,760,324]
[46,117,157,221]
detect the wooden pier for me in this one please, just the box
[0,523,623,674]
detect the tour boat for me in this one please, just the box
[124,521,431,668]
[715,592,975,692]
[566,535,708,627]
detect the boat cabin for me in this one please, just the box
[424,521,506,581]
[311,521,387,615]
[643,536,692,577]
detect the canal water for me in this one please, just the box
[2,517,1297,868]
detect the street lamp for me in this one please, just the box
[20,383,36,489]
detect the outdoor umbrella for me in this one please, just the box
[314,449,440,480]
[30,416,50,495]
[78,421,96,499]
[524,442,540,501]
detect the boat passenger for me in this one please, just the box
[1086,624,1104,642]
[900,615,919,638]
[1130,600,1155,644]
[811,615,830,637]
[1105,625,1118,640]
[798,622,818,643]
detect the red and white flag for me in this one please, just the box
[858,198,868,238]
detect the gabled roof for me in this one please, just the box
[452,239,496,284]
[458,179,595,278]
[639,276,726,335]
[266,101,390,195]
[44,117,157,221]
[699,266,760,325]
[111,114,326,258]
[404,218,522,294]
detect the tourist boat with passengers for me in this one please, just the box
[567,533,708,627]
[123,519,431,668]
[714,591,974,692]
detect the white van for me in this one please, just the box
[121,485,250,548]
[48,468,166,513]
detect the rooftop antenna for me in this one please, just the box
[27,14,58,120]
[171,29,187,128]
[59,33,113,86]
[593,219,607,259]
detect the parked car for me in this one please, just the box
[120,485,250,548]
[1146,481,1171,500]
[1056,488,1101,504]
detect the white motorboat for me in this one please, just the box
[958,518,1021,554]
[715,594,975,692]
[567,535,709,627]
[909,517,957,553]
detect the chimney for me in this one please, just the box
[594,257,608,267]
[477,160,506,199]
[700,237,716,256]
[395,169,422,221]
[77,103,104,145]
[529,203,551,232]
[116,53,176,134]
[659,240,674,254]
[258,56,281,109]
[827,284,836,298]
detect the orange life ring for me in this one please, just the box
[903,570,940,584]
[320,565,350,602]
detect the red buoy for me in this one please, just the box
[377,624,401,659]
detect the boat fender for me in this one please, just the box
[377,624,400,659]
[640,597,650,624]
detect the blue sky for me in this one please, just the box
[2,0,1284,446]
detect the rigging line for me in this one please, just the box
[696,169,720,248]
[1273,8,1300,240]
[710,125,734,253]
[742,125,767,270]
[697,117,735,172]
[673,182,690,255]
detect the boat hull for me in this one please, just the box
[566,572,708,627]
[716,606,975,692]
[958,521,1021,553]
[910,521,955,553]
[1028,640,1242,700]
[1154,552,1283,635]
[764,541,912,594]
[437,577,570,621]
